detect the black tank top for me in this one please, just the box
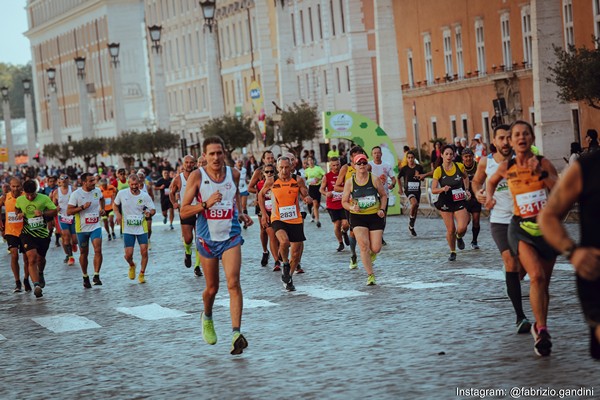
[578,151,600,248]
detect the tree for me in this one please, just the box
[137,128,179,164]
[112,131,141,170]
[279,101,320,157]
[71,137,107,170]
[0,63,34,119]
[548,38,600,110]
[43,143,72,166]
[201,114,255,162]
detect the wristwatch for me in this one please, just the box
[562,242,577,261]
[202,201,208,210]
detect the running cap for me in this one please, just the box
[474,133,482,140]
[353,153,368,164]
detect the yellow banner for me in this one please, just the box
[0,148,8,162]
[249,81,266,143]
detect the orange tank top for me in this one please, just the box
[4,192,24,236]
[270,177,303,224]
[101,185,117,211]
[506,157,548,219]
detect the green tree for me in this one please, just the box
[0,63,34,119]
[43,143,72,166]
[71,137,108,170]
[201,114,255,162]
[279,101,320,157]
[137,128,179,163]
[548,38,600,109]
[112,131,141,170]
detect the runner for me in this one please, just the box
[41,175,60,247]
[539,150,600,359]
[255,164,281,271]
[138,170,154,249]
[248,150,276,266]
[67,173,105,288]
[431,145,471,261]
[169,155,202,276]
[51,175,79,265]
[319,157,349,251]
[180,136,253,355]
[342,153,387,285]
[471,124,531,334]
[259,156,311,291]
[368,146,395,246]
[0,178,30,292]
[113,174,156,284]
[460,148,482,249]
[15,180,58,298]
[234,159,250,228]
[397,151,424,236]
[99,178,118,240]
[154,169,174,230]
[304,156,326,228]
[486,120,559,357]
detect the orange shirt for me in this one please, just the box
[100,184,117,211]
[4,192,24,236]
[506,157,547,219]
[270,177,303,224]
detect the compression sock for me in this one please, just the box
[506,272,526,321]
[195,249,201,267]
[409,217,416,227]
[349,236,357,257]
[184,242,193,255]
[472,225,481,243]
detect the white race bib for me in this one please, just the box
[357,195,377,209]
[331,191,343,202]
[164,188,171,195]
[7,211,22,224]
[28,216,45,228]
[59,215,74,224]
[407,181,420,191]
[84,213,99,225]
[516,189,547,219]
[206,200,233,220]
[278,205,298,221]
[264,199,273,212]
[126,215,144,226]
[105,197,112,205]
[452,189,466,202]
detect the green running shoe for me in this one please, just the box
[366,274,376,286]
[201,312,217,345]
[230,332,248,355]
[349,255,358,270]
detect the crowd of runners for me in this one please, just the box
[1,125,598,360]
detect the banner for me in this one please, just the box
[0,148,7,162]
[249,81,266,144]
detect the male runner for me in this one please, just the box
[461,148,482,249]
[42,175,60,246]
[368,146,396,246]
[248,150,276,266]
[67,173,105,288]
[180,136,253,355]
[99,178,118,240]
[398,151,424,236]
[320,157,349,251]
[154,169,174,229]
[51,175,78,265]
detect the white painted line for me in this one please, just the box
[0,334,6,341]
[400,282,457,289]
[32,314,101,333]
[443,268,506,281]
[294,285,369,300]
[554,263,573,272]
[214,298,278,309]
[116,303,189,320]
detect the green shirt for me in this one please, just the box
[304,166,326,186]
[15,193,57,238]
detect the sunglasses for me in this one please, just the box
[355,161,368,166]
[264,170,275,174]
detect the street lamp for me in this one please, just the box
[199,0,216,32]
[75,56,86,78]
[108,43,120,67]
[47,68,56,87]
[75,56,92,138]
[1,86,8,100]
[22,79,31,93]
[148,25,162,52]
[46,68,61,143]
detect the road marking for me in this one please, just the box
[554,263,572,272]
[116,303,189,320]
[32,314,101,333]
[293,285,369,299]
[443,268,506,281]
[0,334,6,341]
[214,298,278,309]
[399,281,457,289]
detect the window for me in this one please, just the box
[317,5,323,39]
[330,0,336,36]
[521,6,533,67]
[501,13,512,69]
[475,20,486,75]
[308,7,314,42]
[461,114,468,138]
[595,0,600,47]
[443,29,453,77]
[450,116,457,140]
[346,65,351,91]
[482,112,490,144]
[431,117,438,140]
[291,13,297,46]
[323,70,329,95]
[339,0,345,34]
[300,10,306,44]
[563,0,574,49]
[297,76,302,98]
[455,25,464,78]
[424,34,434,84]
[232,23,238,55]
[306,74,310,98]
[336,67,341,93]
[571,107,581,143]
[407,50,415,87]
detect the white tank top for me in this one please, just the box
[57,186,72,217]
[485,154,513,224]
[196,166,240,241]
[180,172,196,205]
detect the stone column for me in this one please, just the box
[24,90,37,162]
[111,62,127,134]
[49,85,62,144]
[152,48,170,130]
[2,99,15,167]
[78,75,93,138]
[206,27,225,117]
[275,0,299,107]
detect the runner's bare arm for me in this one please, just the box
[319,175,329,197]
[297,176,312,204]
[257,177,273,217]
[232,168,252,226]
[180,170,202,219]
[471,157,488,204]
[169,176,180,208]
[341,178,355,212]
[540,158,559,191]
[247,169,262,194]
[334,165,348,192]
[373,175,388,210]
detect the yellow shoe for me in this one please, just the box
[138,272,146,284]
[128,264,136,280]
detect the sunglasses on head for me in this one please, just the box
[264,170,275,174]
[355,161,368,166]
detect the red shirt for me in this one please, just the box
[324,171,343,210]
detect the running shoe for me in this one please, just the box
[163,216,167,224]
[366,274,377,286]
[34,285,43,298]
[285,279,296,292]
[38,272,45,288]
[68,257,75,266]
[382,239,387,246]
[471,242,480,250]
[316,221,322,228]
[281,263,292,284]
[273,261,281,272]
[201,312,217,345]
[23,279,31,292]
[170,225,174,230]
[63,256,69,264]
[230,332,249,355]
[349,255,358,270]
[184,254,192,268]
[194,266,203,277]
[260,251,269,267]
[108,235,112,241]
[342,231,350,246]
[531,323,552,357]
[138,273,146,284]
[408,225,417,237]
[13,281,22,293]
[337,242,345,252]
[112,232,116,240]
[128,264,136,280]
[448,252,457,261]
[93,275,103,286]
[516,318,531,334]
[55,241,60,247]
[296,265,305,274]
[83,276,92,289]
[456,236,465,250]
[148,239,152,250]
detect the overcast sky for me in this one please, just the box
[0,1,31,65]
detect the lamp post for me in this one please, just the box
[147,25,169,130]
[108,42,127,135]
[23,79,38,164]
[199,0,225,117]
[1,86,15,167]
[75,56,93,139]
[47,68,62,144]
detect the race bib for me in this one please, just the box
[59,215,74,224]
[206,200,233,220]
[164,188,170,195]
[28,216,45,229]
[84,213,99,225]
[126,215,144,226]
[264,199,273,212]
[516,189,547,219]
[452,189,466,202]
[407,181,420,191]
[332,191,343,202]
[7,211,22,224]
[357,195,377,209]
[279,205,298,221]
[105,197,112,205]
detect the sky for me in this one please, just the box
[0,1,31,65]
